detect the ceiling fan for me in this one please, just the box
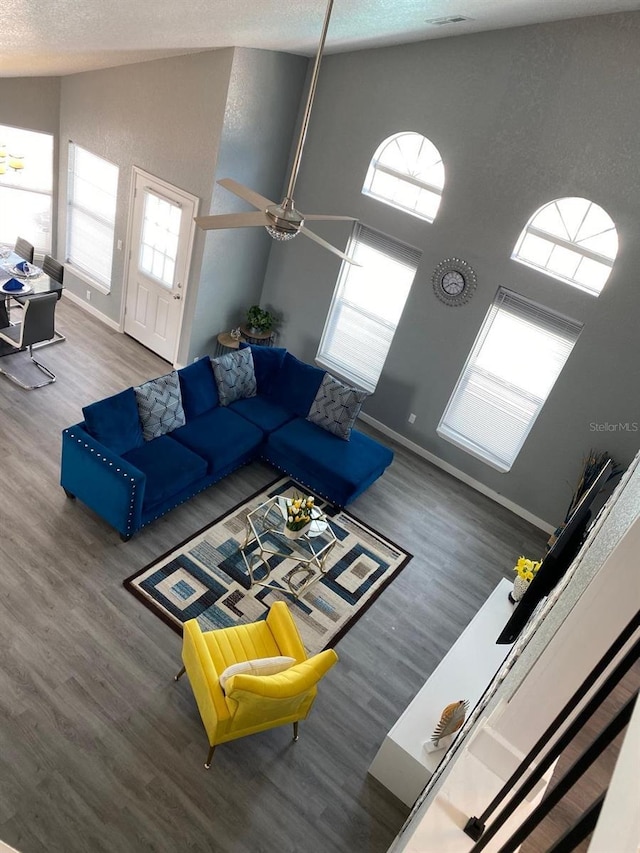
[195,0,357,264]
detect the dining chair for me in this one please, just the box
[42,254,64,286]
[15,255,66,345]
[0,292,57,388]
[14,237,34,263]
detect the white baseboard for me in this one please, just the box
[62,289,122,332]
[358,412,554,534]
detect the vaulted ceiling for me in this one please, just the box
[2,0,639,77]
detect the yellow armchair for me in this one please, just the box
[175,601,338,767]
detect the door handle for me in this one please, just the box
[173,293,182,300]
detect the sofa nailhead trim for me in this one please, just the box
[65,428,140,533]
[260,455,336,506]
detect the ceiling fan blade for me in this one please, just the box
[195,211,268,230]
[300,226,360,266]
[303,214,357,221]
[217,178,276,211]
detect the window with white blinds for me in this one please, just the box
[67,143,119,290]
[316,224,421,393]
[437,288,583,472]
[0,124,54,254]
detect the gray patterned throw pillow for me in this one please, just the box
[134,371,186,441]
[211,348,257,407]
[307,372,368,441]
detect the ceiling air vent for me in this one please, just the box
[425,16,470,25]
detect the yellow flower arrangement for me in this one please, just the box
[285,493,315,532]
[514,556,542,582]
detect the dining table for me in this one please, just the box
[0,249,64,354]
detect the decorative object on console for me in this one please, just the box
[510,555,542,603]
[432,257,477,306]
[307,372,368,440]
[430,699,470,748]
[211,347,257,406]
[124,476,412,655]
[230,327,243,340]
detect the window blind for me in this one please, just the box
[67,144,119,290]
[0,124,53,253]
[317,224,421,392]
[437,288,583,472]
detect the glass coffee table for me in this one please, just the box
[239,495,338,599]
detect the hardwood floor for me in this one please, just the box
[0,299,548,853]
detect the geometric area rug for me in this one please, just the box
[124,476,412,655]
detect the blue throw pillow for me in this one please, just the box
[134,371,186,441]
[269,352,326,417]
[82,387,144,455]
[178,356,219,420]
[239,342,286,396]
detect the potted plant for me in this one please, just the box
[246,305,275,335]
[283,494,315,540]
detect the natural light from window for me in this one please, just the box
[438,288,583,472]
[67,143,119,291]
[139,190,181,287]
[512,197,617,296]
[362,132,445,222]
[317,224,421,393]
[0,124,53,254]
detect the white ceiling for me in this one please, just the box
[2,0,639,77]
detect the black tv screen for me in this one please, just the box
[496,459,616,645]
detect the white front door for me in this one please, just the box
[124,168,198,363]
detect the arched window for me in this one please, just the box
[362,132,445,222]
[512,197,618,296]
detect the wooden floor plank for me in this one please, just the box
[0,299,549,853]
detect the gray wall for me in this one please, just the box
[57,49,234,349]
[188,48,307,361]
[0,77,61,134]
[261,12,640,525]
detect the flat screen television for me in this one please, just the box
[496,458,617,645]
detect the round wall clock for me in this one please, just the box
[432,258,477,307]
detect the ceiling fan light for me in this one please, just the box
[265,225,299,241]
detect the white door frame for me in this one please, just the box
[121,166,199,366]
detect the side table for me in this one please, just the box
[239,324,275,347]
[215,331,246,356]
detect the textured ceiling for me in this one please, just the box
[1,0,640,77]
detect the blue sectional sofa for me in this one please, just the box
[60,347,393,539]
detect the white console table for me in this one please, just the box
[368,578,514,806]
